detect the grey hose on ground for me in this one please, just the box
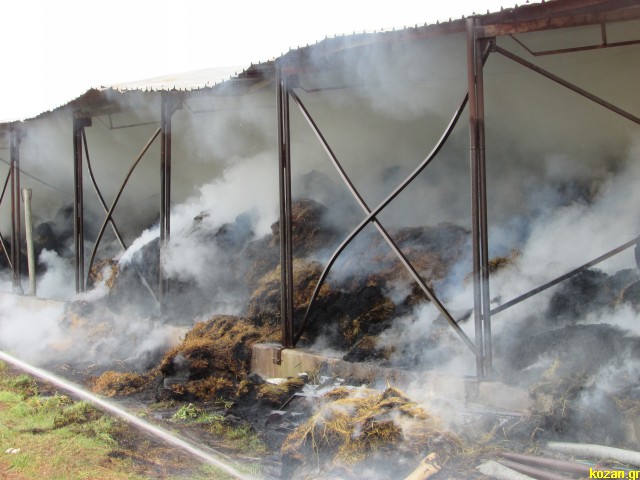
[547,442,640,468]
[477,460,536,480]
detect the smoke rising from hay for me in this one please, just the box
[0,26,639,477]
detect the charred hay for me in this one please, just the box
[245,257,397,351]
[159,315,276,380]
[270,198,341,258]
[502,361,629,447]
[281,386,462,477]
[547,269,640,323]
[257,377,306,406]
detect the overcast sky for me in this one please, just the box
[1,0,510,121]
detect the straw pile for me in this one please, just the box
[257,377,306,406]
[159,315,277,379]
[90,371,147,397]
[282,387,462,470]
[87,259,119,290]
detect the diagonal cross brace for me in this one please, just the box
[87,128,161,288]
[0,169,13,269]
[289,89,477,355]
[82,130,159,304]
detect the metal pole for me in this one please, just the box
[9,128,23,294]
[277,65,295,348]
[159,94,175,305]
[73,115,91,293]
[467,17,485,377]
[21,188,36,296]
[476,36,492,376]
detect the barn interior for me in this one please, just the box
[0,1,640,478]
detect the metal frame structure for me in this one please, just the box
[9,127,23,293]
[73,97,176,302]
[0,1,637,380]
[275,0,640,378]
[0,128,25,293]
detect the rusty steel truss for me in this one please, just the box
[275,0,640,378]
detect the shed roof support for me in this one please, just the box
[276,65,295,349]
[159,94,178,306]
[467,18,493,378]
[73,114,92,293]
[10,127,23,294]
[493,44,640,126]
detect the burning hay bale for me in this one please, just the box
[510,360,629,447]
[90,371,147,397]
[159,315,276,380]
[244,198,341,288]
[87,259,119,290]
[281,386,462,476]
[246,256,399,351]
[343,335,393,363]
[245,259,332,325]
[488,249,520,274]
[546,269,639,323]
[270,198,341,258]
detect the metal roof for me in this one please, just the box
[2,0,639,128]
[107,65,245,93]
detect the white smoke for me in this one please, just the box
[36,249,75,300]
[0,294,66,364]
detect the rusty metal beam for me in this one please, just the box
[491,234,640,316]
[0,168,12,270]
[73,114,92,293]
[9,128,22,293]
[509,31,640,56]
[295,45,492,350]
[478,2,640,38]
[289,89,478,356]
[493,44,640,126]
[467,19,493,378]
[159,94,176,305]
[294,92,469,347]
[81,129,159,302]
[276,65,295,349]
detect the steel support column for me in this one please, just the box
[159,94,178,305]
[73,114,92,293]
[9,127,23,294]
[467,18,492,378]
[276,65,295,348]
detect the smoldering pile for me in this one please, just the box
[8,162,640,478]
[493,267,640,449]
[280,386,462,479]
[96,194,470,363]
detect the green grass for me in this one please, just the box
[0,364,141,479]
[0,362,264,480]
[0,362,200,480]
[171,402,266,454]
